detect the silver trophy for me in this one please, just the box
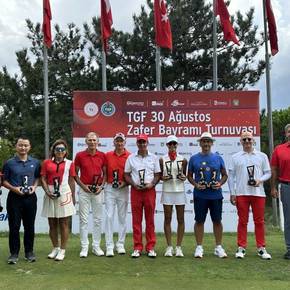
[176,160,184,180]
[112,169,119,188]
[53,177,61,198]
[247,165,256,186]
[21,175,30,195]
[138,169,146,188]
[165,161,173,179]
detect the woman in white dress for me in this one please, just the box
[160,135,187,257]
[41,139,76,261]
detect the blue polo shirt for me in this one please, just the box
[188,152,225,200]
[3,155,41,187]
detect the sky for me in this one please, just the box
[0,0,289,111]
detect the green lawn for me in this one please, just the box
[1,230,290,290]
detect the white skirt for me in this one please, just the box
[160,191,186,205]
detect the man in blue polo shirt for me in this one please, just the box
[187,132,228,259]
[3,137,40,264]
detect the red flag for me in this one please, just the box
[101,0,113,52]
[265,0,278,56]
[154,0,172,50]
[42,0,52,48]
[215,0,239,45]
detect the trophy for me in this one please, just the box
[53,177,61,198]
[138,169,146,188]
[176,160,184,180]
[165,161,173,179]
[198,168,207,187]
[21,175,31,195]
[247,165,256,186]
[112,169,119,188]
[89,175,100,193]
[209,169,219,189]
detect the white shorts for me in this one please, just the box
[160,191,186,205]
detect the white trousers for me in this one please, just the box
[104,184,129,250]
[79,188,103,249]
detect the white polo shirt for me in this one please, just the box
[228,149,271,197]
[124,151,161,185]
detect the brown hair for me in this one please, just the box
[50,139,69,159]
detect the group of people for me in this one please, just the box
[0,124,290,264]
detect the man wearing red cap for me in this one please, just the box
[124,134,161,258]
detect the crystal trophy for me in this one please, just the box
[247,165,256,186]
[21,175,30,194]
[112,169,119,188]
[198,168,207,187]
[53,177,61,198]
[138,169,146,188]
[209,169,219,189]
[176,160,184,180]
[165,161,173,179]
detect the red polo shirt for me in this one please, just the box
[74,150,106,184]
[271,142,290,182]
[41,159,76,185]
[106,149,131,183]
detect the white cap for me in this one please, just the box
[166,135,178,144]
[197,132,215,142]
[113,132,126,141]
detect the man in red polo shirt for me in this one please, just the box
[271,124,290,259]
[104,133,131,257]
[75,132,107,258]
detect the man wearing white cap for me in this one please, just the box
[104,133,130,257]
[188,132,228,258]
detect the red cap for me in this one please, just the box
[137,134,148,141]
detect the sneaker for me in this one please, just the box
[175,246,184,257]
[106,248,114,257]
[55,249,65,261]
[194,245,204,258]
[116,245,126,255]
[164,246,173,257]
[7,254,18,265]
[235,247,246,259]
[147,249,157,258]
[214,245,227,258]
[25,252,36,262]
[284,250,290,260]
[131,250,141,258]
[257,247,272,260]
[48,247,60,259]
[80,247,88,258]
[92,247,104,256]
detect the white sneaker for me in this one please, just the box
[55,249,65,261]
[235,247,246,259]
[106,248,114,257]
[214,245,227,258]
[48,247,60,259]
[175,246,184,257]
[131,250,141,258]
[92,247,104,256]
[258,247,272,260]
[116,245,126,255]
[147,249,157,258]
[80,247,88,258]
[164,246,173,257]
[194,245,204,258]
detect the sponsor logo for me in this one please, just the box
[98,143,108,148]
[213,100,228,106]
[126,101,144,106]
[190,101,209,106]
[101,101,116,117]
[151,100,164,106]
[232,99,240,106]
[171,100,185,107]
[189,142,198,147]
[84,102,99,117]
[218,142,233,147]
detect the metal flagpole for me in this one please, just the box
[262,0,279,227]
[213,0,217,90]
[156,46,161,90]
[43,45,49,159]
[102,49,107,91]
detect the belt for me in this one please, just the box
[280,181,290,185]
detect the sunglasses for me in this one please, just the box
[168,142,177,146]
[242,138,253,142]
[55,147,66,152]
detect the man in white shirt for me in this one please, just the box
[124,134,161,258]
[228,131,272,260]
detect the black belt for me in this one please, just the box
[280,181,290,185]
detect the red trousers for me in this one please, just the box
[236,196,266,248]
[131,187,156,252]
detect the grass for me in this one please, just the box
[1,229,290,290]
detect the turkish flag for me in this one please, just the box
[42,0,52,48]
[101,0,113,52]
[215,0,239,45]
[154,0,172,50]
[265,0,278,56]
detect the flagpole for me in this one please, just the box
[262,0,278,227]
[43,45,49,159]
[156,46,161,90]
[213,0,217,90]
[102,49,107,91]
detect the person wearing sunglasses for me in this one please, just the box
[187,132,228,259]
[41,139,76,261]
[160,135,187,257]
[228,131,272,260]
[271,124,290,259]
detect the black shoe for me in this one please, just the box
[284,250,290,260]
[25,252,36,262]
[7,254,19,264]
